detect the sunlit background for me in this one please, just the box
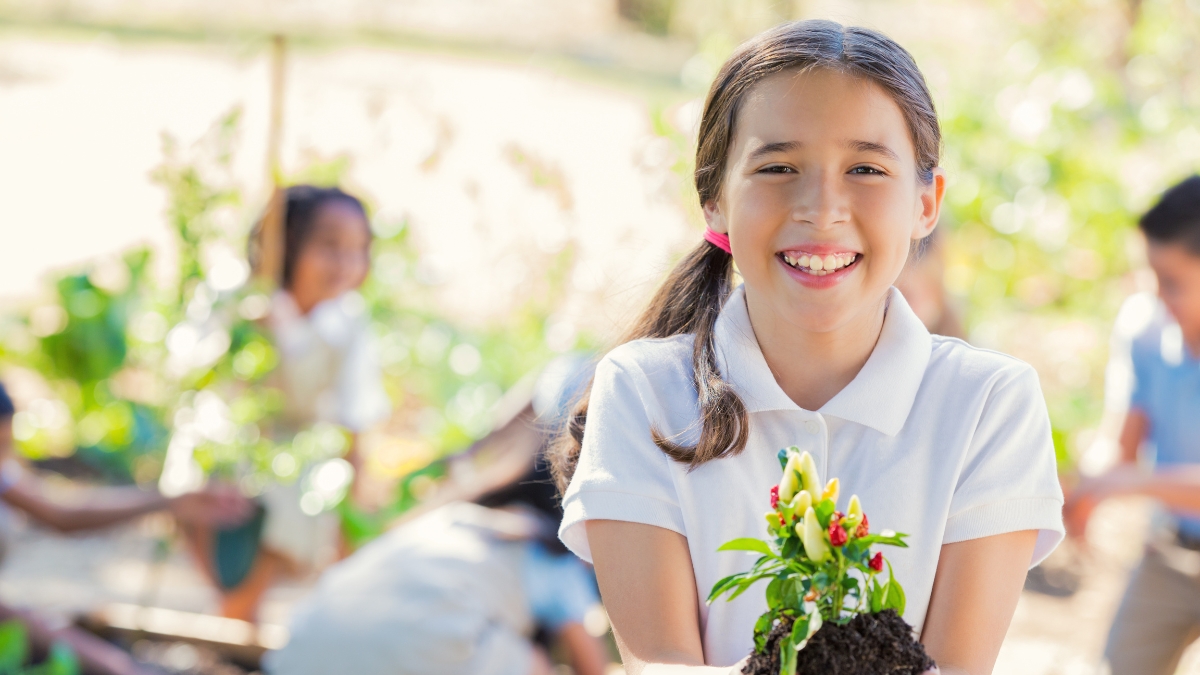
[2,0,1200,672]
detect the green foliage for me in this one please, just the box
[0,622,27,674]
[0,107,584,545]
[0,622,79,675]
[150,108,242,309]
[710,449,908,674]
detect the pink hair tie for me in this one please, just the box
[704,228,732,254]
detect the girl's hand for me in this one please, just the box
[169,483,253,527]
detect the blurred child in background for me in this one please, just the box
[1064,175,1200,675]
[183,185,390,621]
[264,354,609,675]
[0,381,250,675]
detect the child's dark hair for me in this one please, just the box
[249,185,368,288]
[549,19,941,491]
[0,382,14,419]
[1140,175,1200,254]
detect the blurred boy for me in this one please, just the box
[1064,175,1200,675]
[0,382,250,674]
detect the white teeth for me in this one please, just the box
[781,252,857,274]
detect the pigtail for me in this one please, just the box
[549,241,749,491]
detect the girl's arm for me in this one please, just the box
[920,530,1039,675]
[586,520,739,675]
[2,478,248,533]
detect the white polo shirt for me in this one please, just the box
[559,286,1064,667]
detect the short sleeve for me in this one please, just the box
[336,324,391,432]
[558,353,686,563]
[942,365,1065,567]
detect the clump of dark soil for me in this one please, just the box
[742,610,936,675]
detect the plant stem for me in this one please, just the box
[832,553,846,621]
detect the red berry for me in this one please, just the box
[770,485,780,509]
[856,514,870,538]
[829,521,848,547]
[869,552,884,572]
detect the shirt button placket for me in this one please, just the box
[804,415,828,488]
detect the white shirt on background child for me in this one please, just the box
[261,290,391,569]
[559,285,1064,666]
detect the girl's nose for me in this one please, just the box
[790,172,850,229]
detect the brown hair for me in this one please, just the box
[550,19,941,490]
[248,185,369,289]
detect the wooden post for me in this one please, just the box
[256,34,288,286]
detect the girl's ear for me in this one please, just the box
[913,168,946,241]
[703,199,728,234]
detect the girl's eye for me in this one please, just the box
[759,165,795,174]
[848,166,885,175]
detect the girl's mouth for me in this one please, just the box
[778,251,860,276]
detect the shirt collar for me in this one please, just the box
[713,286,932,436]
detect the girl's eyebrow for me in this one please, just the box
[845,139,900,161]
[747,140,803,161]
[746,139,900,162]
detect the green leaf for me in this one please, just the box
[883,577,907,615]
[706,572,747,604]
[777,447,793,470]
[789,614,810,648]
[43,643,80,675]
[883,562,907,615]
[783,577,802,610]
[766,577,783,609]
[0,620,28,674]
[814,500,835,528]
[726,575,769,602]
[856,532,909,548]
[883,557,907,614]
[781,536,801,559]
[754,610,774,638]
[779,637,797,675]
[718,538,774,556]
[869,578,886,613]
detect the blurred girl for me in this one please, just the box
[188,185,390,621]
[551,20,1063,675]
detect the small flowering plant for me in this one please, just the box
[709,447,909,674]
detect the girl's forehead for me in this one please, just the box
[732,68,914,159]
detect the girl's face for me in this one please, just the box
[288,201,372,314]
[705,68,944,334]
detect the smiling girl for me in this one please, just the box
[551,21,1063,675]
